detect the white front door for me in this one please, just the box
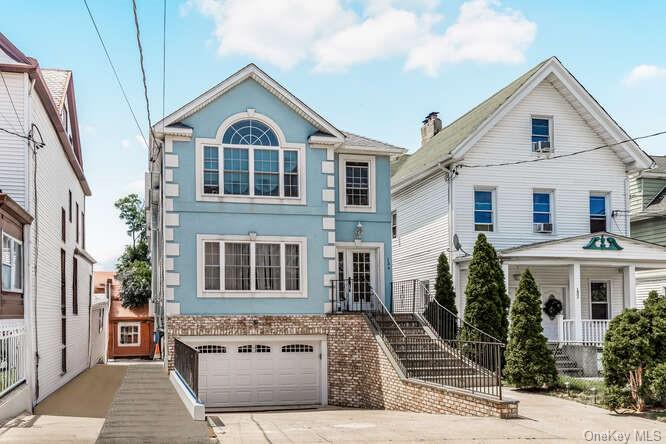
[198,339,323,409]
[540,286,566,341]
[336,249,377,310]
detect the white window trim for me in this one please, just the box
[589,191,610,232]
[473,187,496,233]
[589,280,611,320]
[530,115,554,151]
[118,322,141,347]
[1,232,23,293]
[195,111,306,205]
[197,234,307,298]
[339,154,376,213]
[532,189,555,234]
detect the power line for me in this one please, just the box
[457,130,666,170]
[82,0,148,149]
[0,70,25,135]
[162,0,166,139]
[0,126,45,148]
[131,0,159,161]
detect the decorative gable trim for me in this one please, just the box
[452,58,653,172]
[154,64,344,141]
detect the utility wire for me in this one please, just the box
[0,126,45,148]
[131,0,159,161]
[161,0,166,139]
[0,70,25,135]
[457,130,666,170]
[82,0,148,149]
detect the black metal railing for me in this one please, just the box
[174,337,199,398]
[392,279,504,398]
[331,279,408,375]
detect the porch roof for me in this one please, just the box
[456,232,666,267]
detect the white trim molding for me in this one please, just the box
[338,154,376,213]
[194,111,306,205]
[196,234,308,299]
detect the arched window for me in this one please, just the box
[222,120,279,146]
[200,117,301,200]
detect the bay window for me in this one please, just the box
[200,235,306,297]
[198,118,303,203]
[1,233,23,293]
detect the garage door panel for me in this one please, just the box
[198,339,323,408]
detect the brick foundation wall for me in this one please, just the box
[167,314,518,418]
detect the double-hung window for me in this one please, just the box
[590,281,609,320]
[474,189,494,232]
[533,191,553,232]
[339,154,376,212]
[1,233,23,293]
[589,194,607,232]
[200,119,302,202]
[531,117,552,151]
[201,236,306,297]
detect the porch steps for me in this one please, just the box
[551,344,584,376]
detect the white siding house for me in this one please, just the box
[0,32,99,416]
[392,57,663,374]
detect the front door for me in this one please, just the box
[336,249,377,310]
[540,286,566,341]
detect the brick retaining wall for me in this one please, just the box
[167,314,518,418]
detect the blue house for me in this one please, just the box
[148,64,404,410]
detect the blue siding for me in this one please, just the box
[168,78,394,314]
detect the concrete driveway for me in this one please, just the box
[213,390,666,443]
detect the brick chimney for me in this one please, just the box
[421,112,442,145]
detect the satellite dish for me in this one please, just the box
[453,234,462,251]
[453,234,468,256]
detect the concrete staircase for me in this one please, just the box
[551,344,583,376]
[374,313,496,390]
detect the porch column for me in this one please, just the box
[623,265,636,309]
[568,262,582,342]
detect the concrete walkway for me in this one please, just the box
[96,364,211,444]
[214,389,666,443]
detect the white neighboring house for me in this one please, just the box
[0,33,101,419]
[391,57,665,376]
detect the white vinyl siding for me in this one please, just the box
[391,170,449,288]
[452,79,628,253]
[29,90,92,402]
[0,71,27,207]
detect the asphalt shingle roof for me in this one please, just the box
[649,155,666,174]
[391,58,550,185]
[342,131,404,152]
[41,68,71,111]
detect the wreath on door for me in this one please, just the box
[543,295,563,320]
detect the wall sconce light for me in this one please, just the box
[353,222,364,246]
[248,231,257,241]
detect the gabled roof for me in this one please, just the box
[392,57,654,189]
[341,131,405,154]
[154,63,344,140]
[0,32,90,196]
[41,68,71,111]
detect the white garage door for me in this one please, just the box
[198,340,323,409]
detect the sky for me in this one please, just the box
[2,0,665,270]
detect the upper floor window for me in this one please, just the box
[474,189,494,232]
[391,211,397,239]
[531,117,552,152]
[339,154,376,212]
[589,194,607,232]
[533,191,553,233]
[198,117,303,203]
[1,233,23,293]
[200,235,306,297]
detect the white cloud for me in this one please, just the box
[120,139,131,149]
[186,0,536,75]
[624,64,666,86]
[406,0,537,75]
[135,133,148,148]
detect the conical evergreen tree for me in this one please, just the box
[490,246,511,343]
[434,252,456,315]
[461,234,505,342]
[504,269,558,388]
